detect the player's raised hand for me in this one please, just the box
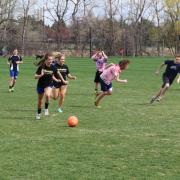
[177,77,180,84]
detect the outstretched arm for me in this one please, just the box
[155,63,165,75]
[115,74,128,83]
[177,73,180,83]
[67,74,76,80]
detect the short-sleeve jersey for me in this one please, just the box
[100,64,121,85]
[36,64,57,88]
[8,55,22,71]
[54,63,69,80]
[163,60,180,80]
[94,57,107,72]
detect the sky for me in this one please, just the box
[34,0,107,25]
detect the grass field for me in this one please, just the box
[0,56,180,179]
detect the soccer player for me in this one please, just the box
[7,49,23,92]
[91,50,108,96]
[51,53,76,113]
[95,60,130,107]
[35,53,67,120]
[150,54,180,103]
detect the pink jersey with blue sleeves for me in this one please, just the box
[100,64,121,85]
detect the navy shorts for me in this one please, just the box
[162,74,174,88]
[36,86,52,94]
[94,71,103,83]
[10,70,19,79]
[100,78,112,92]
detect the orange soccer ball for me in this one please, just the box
[68,116,78,127]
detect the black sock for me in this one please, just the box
[9,86,12,89]
[45,102,49,109]
[38,108,41,114]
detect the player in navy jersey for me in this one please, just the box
[7,49,23,92]
[150,54,180,103]
[51,53,76,113]
[35,53,68,120]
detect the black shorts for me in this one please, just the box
[53,81,66,88]
[94,71,103,83]
[161,74,174,88]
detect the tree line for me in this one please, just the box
[0,0,179,56]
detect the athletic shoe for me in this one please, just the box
[150,96,157,104]
[94,102,101,108]
[11,87,14,92]
[45,109,49,116]
[57,108,63,113]
[8,88,12,92]
[156,96,162,102]
[36,113,41,120]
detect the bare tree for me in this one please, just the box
[151,0,164,56]
[0,0,17,50]
[19,0,36,55]
[104,0,120,55]
[164,0,180,54]
[127,0,152,56]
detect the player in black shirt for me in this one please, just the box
[150,54,180,103]
[35,53,67,119]
[7,49,23,92]
[52,53,76,113]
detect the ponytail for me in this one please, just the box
[34,52,53,67]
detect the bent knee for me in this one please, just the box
[107,92,112,95]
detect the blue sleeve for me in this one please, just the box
[51,64,57,73]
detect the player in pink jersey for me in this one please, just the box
[91,51,108,96]
[95,60,130,107]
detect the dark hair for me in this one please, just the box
[35,52,53,66]
[119,60,130,70]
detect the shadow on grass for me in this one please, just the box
[68,105,92,108]
[0,115,33,120]
[67,92,92,96]
[2,108,35,112]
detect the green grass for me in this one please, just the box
[0,56,180,179]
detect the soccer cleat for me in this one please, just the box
[94,102,101,108]
[45,109,49,116]
[57,108,63,113]
[156,96,162,102]
[36,113,41,120]
[11,87,14,92]
[8,88,12,92]
[150,96,157,104]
